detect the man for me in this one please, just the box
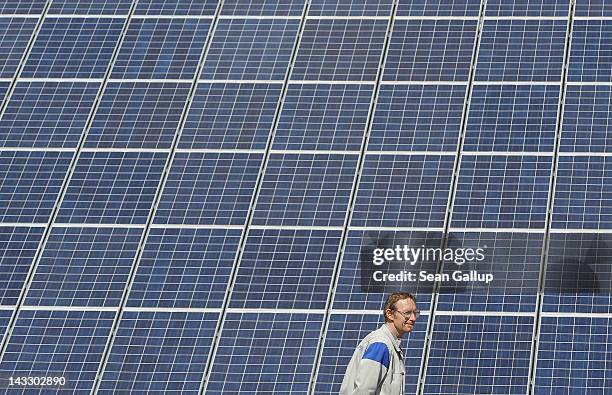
[340,292,419,395]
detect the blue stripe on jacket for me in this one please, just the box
[362,342,390,369]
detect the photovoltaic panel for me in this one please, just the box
[180,82,282,150]
[562,85,612,153]
[0,0,45,14]
[201,19,300,80]
[252,153,358,227]
[0,81,99,149]
[568,20,612,83]
[111,18,211,80]
[0,150,72,223]
[0,17,37,79]
[369,84,466,152]
[308,0,393,16]
[127,227,241,309]
[230,228,342,309]
[396,0,480,16]
[351,154,455,228]
[24,227,142,308]
[536,317,612,394]
[384,19,477,82]
[292,19,387,82]
[0,82,9,104]
[574,0,612,16]
[48,0,132,15]
[154,152,263,226]
[451,155,552,229]
[22,17,124,79]
[0,226,44,306]
[0,309,115,393]
[485,0,569,16]
[84,82,191,149]
[436,232,543,312]
[424,315,533,395]
[56,151,167,225]
[134,0,217,16]
[207,312,323,394]
[220,0,305,16]
[333,230,437,310]
[543,233,612,314]
[272,83,373,151]
[552,156,612,230]
[0,310,11,343]
[315,313,427,395]
[476,20,567,82]
[99,311,219,394]
[464,84,560,152]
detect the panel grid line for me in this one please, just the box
[529,1,576,394]
[0,0,138,364]
[86,1,226,394]
[307,1,400,393]
[417,0,487,393]
[197,1,319,393]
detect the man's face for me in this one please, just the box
[387,298,418,337]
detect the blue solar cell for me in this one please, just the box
[424,315,533,395]
[370,84,466,152]
[0,81,9,104]
[309,0,393,16]
[436,232,543,312]
[315,313,426,395]
[207,312,323,394]
[485,0,569,16]
[352,154,455,228]
[0,81,99,149]
[180,82,282,150]
[0,1,45,14]
[22,17,124,78]
[536,317,612,394]
[85,82,191,149]
[452,155,552,229]
[293,19,387,81]
[230,228,342,309]
[0,227,44,306]
[333,229,436,310]
[48,0,132,14]
[544,232,612,314]
[0,151,72,223]
[553,156,612,230]
[384,19,477,82]
[569,20,612,83]
[0,17,37,78]
[396,0,480,16]
[252,153,358,227]
[0,309,115,393]
[464,84,559,152]
[135,0,217,15]
[476,20,567,82]
[25,227,141,308]
[155,152,262,225]
[99,311,218,394]
[273,83,373,151]
[56,151,167,225]
[202,18,299,80]
[112,18,211,79]
[221,0,305,16]
[562,85,612,153]
[0,309,11,343]
[127,227,240,309]
[575,0,612,16]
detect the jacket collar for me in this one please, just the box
[380,324,402,352]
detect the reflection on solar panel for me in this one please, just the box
[1,0,611,393]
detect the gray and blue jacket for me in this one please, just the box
[339,324,405,395]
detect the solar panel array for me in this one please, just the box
[0,0,611,394]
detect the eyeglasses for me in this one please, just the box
[394,309,420,319]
